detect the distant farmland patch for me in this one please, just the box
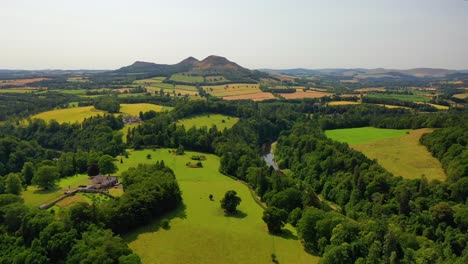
[170,73,204,83]
[222,92,275,101]
[0,78,48,87]
[328,101,360,106]
[355,87,385,92]
[367,93,430,102]
[177,114,239,130]
[452,93,468,99]
[326,127,445,180]
[204,83,261,97]
[280,90,332,99]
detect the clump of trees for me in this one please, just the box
[220,190,241,214]
[262,206,288,233]
[94,96,120,113]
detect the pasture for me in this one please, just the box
[118,149,318,264]
[120,103,169,116]
[326,127,445,180]
[452,93,468,99]
[177,114,239,130]
[325,127,410,144]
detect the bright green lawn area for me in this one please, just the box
[21,174,91,207]
[169,73,203,83]
[177,114,239,130]
[118,149,318,264]
[325,127,409,144]
[367,93,430,102]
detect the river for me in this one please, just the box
[262,143,279,170]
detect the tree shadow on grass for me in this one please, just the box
[33,186,60,194]
[272,229,298,240]
[123,202,187,243]
[224,209,247,219]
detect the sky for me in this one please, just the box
[1,0,467,70]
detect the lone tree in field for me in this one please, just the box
[220,190,241,214]
[98,155,117,176]
[262,206,288,233]
[32,165,59,190]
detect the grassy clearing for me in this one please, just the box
[367,93,429,102]
[32,106,107,123]
[352,129,446,181]
[177,114,239,130]
[325,127,410,144]
[0,89,37,93]
[170,73,203,83]
[118,149,318,264]
[21,174,91,207]
[452,93,468,99]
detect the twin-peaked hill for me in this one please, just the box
[96,55,270,84]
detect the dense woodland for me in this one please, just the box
[0,92,466,263]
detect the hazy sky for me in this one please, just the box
[1,0,467,70]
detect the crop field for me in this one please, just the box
[21,174,91,207]
[222,92,275,101]
[280,90,332,99]
[134,77,166,84]
[203,83,261,97]
[118,149,318,264]
[326,127,445,180]
[177,114,239,130]
[367,93,430,102]
[32,106,107,123]
[355,87,385,92]
[169,73,203,83]
[452,93,468,99]
[328,101,360,106]
[0,88,38,93]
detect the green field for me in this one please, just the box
[326,127,446,180]
[325,127,410,144]
[120,103,169,116]
[21,174,91,207]
[169,73,204,83]
[177,114,239,130]
[367,93,430,102]
[117,149,318,264]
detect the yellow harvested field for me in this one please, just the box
[328,101,360,106]
[355,87,385,92]
[223,92,275,101]
[452,93,468,99]
[204,84,261,97]
[375,104,411,109]
[281,91,333,99]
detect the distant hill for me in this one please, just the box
[260,68,463,79]
[99,55,270,83]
